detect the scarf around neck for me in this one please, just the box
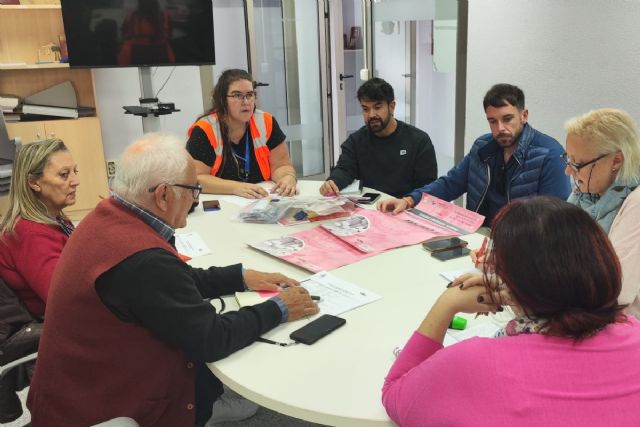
[567,180,638,233]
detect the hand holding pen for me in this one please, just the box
[470,237,492,270]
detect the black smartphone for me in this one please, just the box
[422,237,468,253]
[289,314,346,345]
[358,192,381,205]
[431,247,471,261]
[203,200,220,211]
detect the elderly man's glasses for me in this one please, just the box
[227,91,256,102]
[148,183,202,199]
[561,152,610,173]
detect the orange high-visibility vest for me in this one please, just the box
[188,110,273,180]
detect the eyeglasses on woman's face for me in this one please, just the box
[560,152,610,173]
[148,182,202,200]
[226,91,256,103]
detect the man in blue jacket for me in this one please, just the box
[378,83,570,226]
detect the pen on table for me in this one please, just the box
[279,282,319,300]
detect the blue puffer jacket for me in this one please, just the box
[408,123,571,211]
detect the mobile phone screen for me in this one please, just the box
[358,192,381,205]
[431,247,471,261]
[422,237,467,252]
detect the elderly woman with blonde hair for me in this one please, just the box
[564,108,640,318]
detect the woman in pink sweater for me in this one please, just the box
[0,139,78,317]
[382,197,640,426]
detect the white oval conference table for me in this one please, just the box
[183,181,487,426]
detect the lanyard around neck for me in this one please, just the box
[232,131,251,179]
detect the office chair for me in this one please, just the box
[0,278,41,423]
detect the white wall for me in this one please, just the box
[466,0,640,152]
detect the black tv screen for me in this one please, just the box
[60,0,215,68]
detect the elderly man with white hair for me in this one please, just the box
[27,133,318,427]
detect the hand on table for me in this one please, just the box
[277,287,319,321]
[377,197,409,215]
[234,182,269,199]
[319,179,340,196]
[272,174,297,197]
[243,269,299,292]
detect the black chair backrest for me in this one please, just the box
[0,278,34,345]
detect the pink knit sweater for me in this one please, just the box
[383,317,640,426]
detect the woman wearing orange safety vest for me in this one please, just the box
[187,69,297,198]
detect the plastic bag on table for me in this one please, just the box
[278,196,358,226]
[235,197,294,223]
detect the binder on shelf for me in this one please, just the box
[25,81,78,109]
[22,104,79,119]
[0,96,19,112]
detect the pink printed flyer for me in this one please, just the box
[321,197,485,253]
[249,226,380,272]
[320,209,441,253]
[408,194,485,235]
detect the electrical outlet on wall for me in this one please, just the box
[106,160,117,178]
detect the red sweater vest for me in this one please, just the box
[27,199,195,427]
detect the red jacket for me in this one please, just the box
[27,199,195,427]
[0,219,69,316]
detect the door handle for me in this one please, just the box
[254,81,270,87]
[402,74,415,78]
[340,73,354,81]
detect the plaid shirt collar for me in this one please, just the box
[111,192,175,242]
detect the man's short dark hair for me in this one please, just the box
[357,78,394,103]
[483,83,525,111]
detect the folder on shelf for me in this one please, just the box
[0,96,19,111]
[22,104,79,119]
[25,81,78,109]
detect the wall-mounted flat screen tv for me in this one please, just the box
[60,0,215,68]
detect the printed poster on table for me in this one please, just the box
[248,227,382,272]
[320,195,485,253]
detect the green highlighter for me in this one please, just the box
[449,315,467,330]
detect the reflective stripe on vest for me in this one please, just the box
[188,110,273,179]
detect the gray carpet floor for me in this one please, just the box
[1,388,328,427]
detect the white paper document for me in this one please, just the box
[301,271,381,316]
[175,232,211,258]
[444,321,502,346]
[439,267,481,282]
[340,179,361,195]
[218,195,255,207]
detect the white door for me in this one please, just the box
[329,0,461,174]
[247,0,332,179]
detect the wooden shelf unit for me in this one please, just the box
[0,0,109,219]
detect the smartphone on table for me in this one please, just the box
[431,247,471,261]
[289,314,346,345]
[422,237,468,253]
[203,200,220,211]
[357,192,381,205]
